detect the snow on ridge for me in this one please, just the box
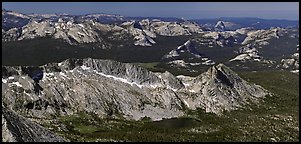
[189,89,197,93]
[168,87,178,92]
[166,50,179,58]
[77,32,86,36]
[10,82,23,87]
[183,40,191,46]
[229,54,250,62]
[182,82,190,87]
[291,70,299,74]
[81,65,91,70]
[58,62,63,66]
[78,65,176,90]
[59,72,68,78]
[93,70,144,88]
[45,73,55,76]
[183,99,190,107]
[2,79,8,83]
[78,24,85,28]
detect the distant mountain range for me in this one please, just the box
[191,17,299,30]
[3,9,299,30]
[2,9,299,74]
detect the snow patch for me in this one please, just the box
[168,60,187,67]
[78,24,85,28]
[81,65,91,70]
[150,84,160,89]
[166,85,178,92]
[59,72,68,78]
[24,91,31,96]
[189,89,197,93]
[165,50,179,58]
[230,54,250,61]
[291,70,299,73]
[183,99,190,107]
[182,83,190,87]
[77,32,85,36]
[58,62,63,66]
[189,63,201,66]
[11,82,22,87]
[93,70,144,88]
[45,73,55,76]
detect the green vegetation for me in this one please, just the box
[259,34,299,60]
[2,35,191,66]
[134,62,208,77]
[41,70,298,142]
[133,62,165,73]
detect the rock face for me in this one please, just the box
[2,28,22,41]
[278,45,299,73]
[149,20,202,36]
[163,40,215,67]
[214,21,241,32]
[178,64,268,113]
[227,28,290,64]
[165,40,203,58]
[199,30,245,47]
[2,58,184,121]
[2,58,270,141]
[230,46,262,62]
[194,27,298,66]
[2,58,268,122]
[2,107,68,142]
[214,21,226,32]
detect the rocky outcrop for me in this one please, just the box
[278,45,299,73]
[2,58,269,122]
[2,58,184,121]
[178,63,269,113]
[227,28,290,64]
[214,21,242,32]
[17,20,104,44]
[163,40,215,67]
[2,107,68,142]
[230,46,262,62]
[2,28,22,41]
[150,20,202,36]
[199,30,246,47]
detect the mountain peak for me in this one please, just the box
[163,40,215,67]
[214,21,226,31]
[2,58,270,123]
[215,63,234,74]
[175,40,202,58]
[215,21,225,27]
[216,63,226,68]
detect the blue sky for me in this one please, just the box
[2,2,299,20]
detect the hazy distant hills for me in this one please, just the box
[192,17,299,30]
[3,9,299,30]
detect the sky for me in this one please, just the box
[2,2,299,20]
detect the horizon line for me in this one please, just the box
[2,8,299,21]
